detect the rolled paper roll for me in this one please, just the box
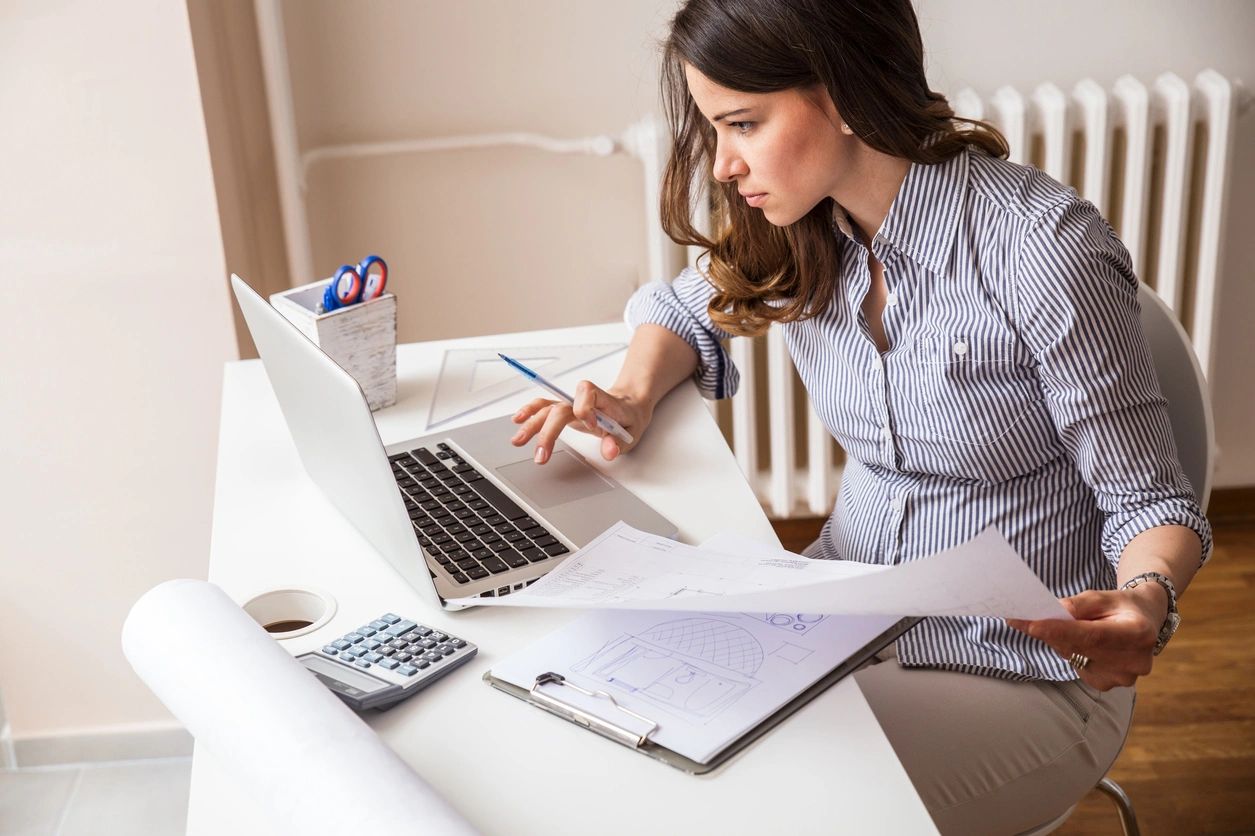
[122,579,478,836]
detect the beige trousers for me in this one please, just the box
[853,643,1135,835]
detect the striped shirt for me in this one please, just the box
[625,144,1212,681]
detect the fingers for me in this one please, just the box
[509,381,644,464]
[1007,595,1157,690]
[531,405,573,464]
[600,433,621,461]
[510,399,560,446]
[572,381,601,433]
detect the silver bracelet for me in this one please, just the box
[1120,571,1180,655]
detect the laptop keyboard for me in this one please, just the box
[389,443,570,594]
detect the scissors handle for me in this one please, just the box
[357,254,388,300]
[322,265,364,311]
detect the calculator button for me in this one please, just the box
[449,639,466,648]
[378,658,399,670]
[417,639,436,649]
[414,626,433,637]
[380,613,400,624]
[416,660,431,670]
[385,620,418,637]
[431,632,448,642]
[395,652,413,663]
[331,639,351,650]
[438,645,456,656]
[356,627,377,638]
[322,646,339,656]
[345,646,366,658]
[380,647,396,657]
[397,665,418,677]
[422,651,442,662]
[355,659,372,669]
[363,639,382,650]
[346,634,364,644]
[388,639,407,650]
[365,652,384,663]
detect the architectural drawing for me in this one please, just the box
[748,613,828,635]
[572,617,763,723]
[771,642,813,664]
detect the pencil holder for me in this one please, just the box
[270,278,397,411]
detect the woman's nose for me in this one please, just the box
[712,145,747,183]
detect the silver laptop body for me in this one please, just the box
[230,274,676,610]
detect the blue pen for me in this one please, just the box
[498,353,635,446]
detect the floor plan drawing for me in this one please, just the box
[572,617,763,724]
[748,613,828,635]
[770,642,814,664]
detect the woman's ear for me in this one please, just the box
[809,84,851,135]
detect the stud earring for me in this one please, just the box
[841,122,853,135]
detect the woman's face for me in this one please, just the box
[685,63,855,226]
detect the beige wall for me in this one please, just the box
[1,0,1251,744]
[283,0,677,341]
[0,2,236,739]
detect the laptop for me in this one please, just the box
[230,274,676,610]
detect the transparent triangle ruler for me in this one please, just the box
[426,343,626,429]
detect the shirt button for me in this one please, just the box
[890,496,904,512]
[885,292,899,306]
[881,426,893,442]
[953,340,969,356]
[871,355,883,370]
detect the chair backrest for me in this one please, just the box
[1137,282,1215,512]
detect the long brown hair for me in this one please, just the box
[660,0,1008,336]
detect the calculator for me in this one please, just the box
[297,612,477,711]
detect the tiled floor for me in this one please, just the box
[0,757,190,836]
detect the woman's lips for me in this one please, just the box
[742,192,767,207]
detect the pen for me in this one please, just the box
[498,353,635,446]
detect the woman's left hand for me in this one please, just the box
[1006,586,1168,691]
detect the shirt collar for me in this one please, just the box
[831,146,969,275]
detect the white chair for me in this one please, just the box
[1024,281,1215,836]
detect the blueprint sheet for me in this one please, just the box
[490,537,902,764]
[451,522,1071,622]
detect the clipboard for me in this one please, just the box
[483,616,921,775]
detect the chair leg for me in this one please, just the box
[1096,777,1140,836]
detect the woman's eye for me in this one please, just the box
[728,121,754,134]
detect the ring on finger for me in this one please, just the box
[1068,652,1090,671]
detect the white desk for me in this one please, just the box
[188,322,936,835]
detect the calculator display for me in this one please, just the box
[301,654,390,696]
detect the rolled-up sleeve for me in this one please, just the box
[1012,197,1213,567]
[624,264,740,400]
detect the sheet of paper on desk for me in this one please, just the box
[451,521,1070,621]
[490,534,903,764]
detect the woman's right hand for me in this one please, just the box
[509,380,653,464]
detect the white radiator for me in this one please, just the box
[679,70,1250,519]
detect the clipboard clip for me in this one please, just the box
[529,672,660,749]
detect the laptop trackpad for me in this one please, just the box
[496,450,615,509]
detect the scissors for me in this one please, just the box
[321,254,388,312]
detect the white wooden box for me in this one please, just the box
[269,279,397,411]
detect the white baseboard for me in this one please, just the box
[12,721,192,768]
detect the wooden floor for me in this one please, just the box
[771,519,1255,835]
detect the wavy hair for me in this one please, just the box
[660,0,1009,336]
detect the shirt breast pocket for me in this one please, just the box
[901,333,1043,447]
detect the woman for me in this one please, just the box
[510,1,1210,832]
